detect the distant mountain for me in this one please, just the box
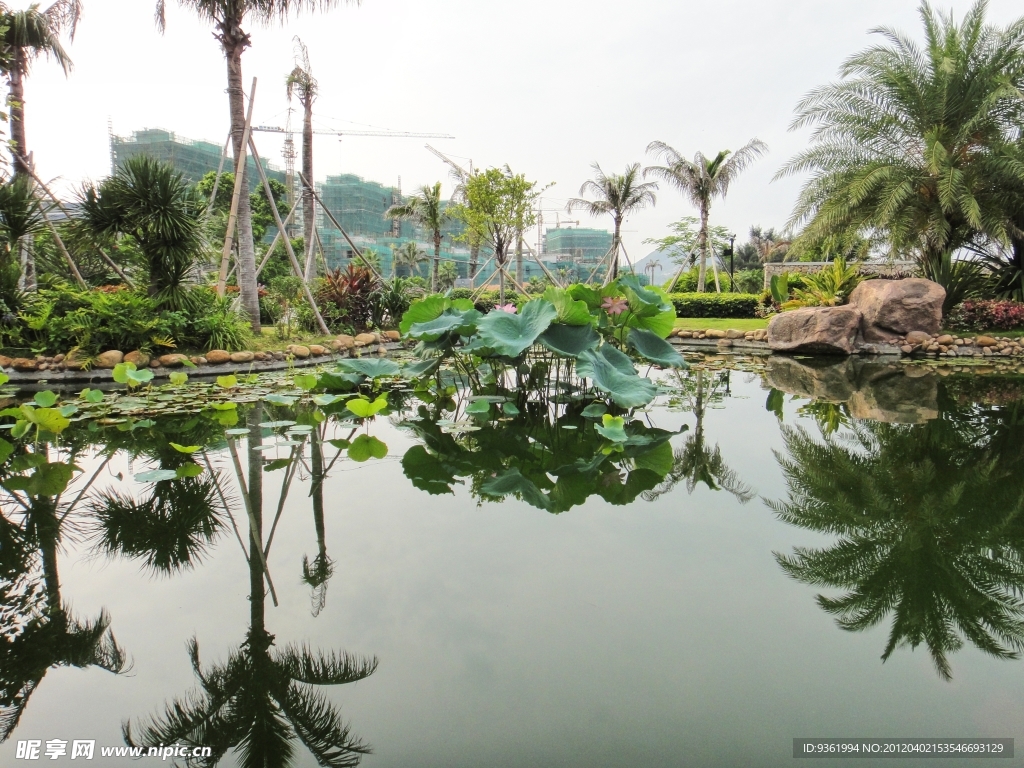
[632,250,675,285]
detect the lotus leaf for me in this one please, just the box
[627,328,685,367]
[576,346,658,409]
[263,394,297,406]
[169,372,188,386]
[135,469,179,483]
[480,468,551,511]
[263,458,293,472]
[542,287,592,326]
[407,308,481,342]
[175,463,204,478]
[169,442,201,453]
[292,374,318,391]
[336,358,402,378]
[317,372,363,391]
[348,434,388,462]
[539,323,600,357]
[401,445,457,495]
[465,399,491,415]
[399,295,449,334]
[595,414,628,442]
[403,358,442,378]
[581,403,607,419]
[474,299,557,358]
[502,402,520,416]
[216,375,238,389]
[80,388,104,403]
[33,391,57,408]
[346,394,388,419]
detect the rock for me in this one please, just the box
[12,358,37,372]
[63,351,88,370]
[52,354,64,363]
[230,351,255,363]
[725,329,745,339]
[767,306,863,355]
[124,350,150,367]
[307,344,327,355]
[272,351,286,361]
[94,350,124,369]
[983,347,994,357]
[334,334,356,350]
[848,278,945,342]
[354,333,377,346]
[159,354,188,367]
[189,356,205,366]
[287,345,310,359]
[0,354,12,368]
[936,334,954,345]
[677,330,692,338]
[900,345,913,354]
[253,352,270,361]
[905,330,932,346]
[717,339,733,347]
[976,335,998,347]
[149,359,162,368]
[384,330,401,342]
[206,350,231,364]
[38,363,48,371]
[847,371,939,423]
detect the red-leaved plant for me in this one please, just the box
[946,300,1024,331]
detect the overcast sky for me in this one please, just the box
[13,0,1024,259]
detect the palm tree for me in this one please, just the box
[124,405,377,765]
[567,163,657,282]
[748,226,790,263]
[770,416,1024,680]
[385,182,450,292]
[1,1,80,178]
[0,174,47,290]
[775,1,1024,281]
[391,240,427,278]
[437,259,458,291]
[155,0,356,332]
[644,257,661,286]
[286,36,318,282]
[646,140,767,292]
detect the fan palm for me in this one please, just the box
[0,0,80,177]
[776,1,1024,282]
[155,0,357,331]
[385,182,450,291]
[78,155,204,309]
[567,162,657,281]
[437,259,458,291]
[646,140,767,292]
[391,240,427,278]
[286,36,318,282]
[770,417,1024,680]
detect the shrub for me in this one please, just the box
[668,292,760,318]
[666,267,732,293]
[449,288,522,314]
[783,256,863,309]
[945,299,1024,331]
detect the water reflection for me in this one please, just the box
[770,377,1024,679]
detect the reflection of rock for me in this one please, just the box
[848,278,945,342]
[766,356,939,423]
[767,306,862,354]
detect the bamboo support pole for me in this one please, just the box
[229,199,299,281]
[205,130,232,220]
[217,78,258,297]
[298,172,390,285]
[44,217,87,289]
[248,136,331,335]
[225,437,279,607]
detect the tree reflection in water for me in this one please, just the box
[770,386,1024,679]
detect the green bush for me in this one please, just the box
[669,292,761,318]
[449,288,522,314]
[666,267,732,293]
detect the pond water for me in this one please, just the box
[1,354,1023,767]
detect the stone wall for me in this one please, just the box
[762,261,917,289]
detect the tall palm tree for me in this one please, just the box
[155,0,356,331]
[775,1,1024,279]
[391,240,427,278]
[567,162,657,282]
[286,36,318,282]
[646,140,767,292]
[385,182,450,292]
[437,259,458,291]
[644,257,661,286]
[1,0,80,178]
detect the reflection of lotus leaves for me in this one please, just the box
[765,356,938,423]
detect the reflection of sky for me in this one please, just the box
[3,374,1023,767]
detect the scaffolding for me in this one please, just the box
[110,128,287,191]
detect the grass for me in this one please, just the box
[250,327,335,352]
[941,328,1024,338]
[674,317,768,331]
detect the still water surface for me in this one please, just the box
[2,355,1023,767]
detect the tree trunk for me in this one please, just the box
[247,403,266,634]
[515,231,523,286]
[432,232,441,293]
[225,41,261,332]
[469,238,479,283]
[696,205,709,293]
[611,218,622,281]
[9,53,28,178]
[301,96,316,282]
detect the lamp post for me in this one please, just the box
[726,233,736,292]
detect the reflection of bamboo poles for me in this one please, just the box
[218,78,258,297]
[263,445,299,559]
[58,453,112,523]
[201,450,251,561]
[248,137,330,335]
[226,437,279,607]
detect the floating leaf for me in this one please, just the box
[474,299,557,358]
[58,404,78,418]
[264,394,297,406]
[465,399,491,415]
[336,358,402,378]
[80,388,104,403]
[169,442,201,453]
[347,434,388,462]
[175,463,204,478]
[225,428,250,436]
[135,469,179,483]
[576,345,657,409]
[627,328,685,368]
[126,368,155,386]
[216,375,238,389]
[33,391,57,408]
[169,372,189,386]
[259,420,296,429]
[401,445,456,495]
[209,402,237,410]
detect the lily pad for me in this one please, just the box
[264,394,297,406]
[33,391,58,408]
[259,420,297,429]
[225,428,250,436]
[336,358,402,379]
[135,469,179,483]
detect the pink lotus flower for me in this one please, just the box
[496,303,517,314]
[601,296,628,316]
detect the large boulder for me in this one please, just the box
[767,306,863,355]
[848,278,944,342]
[94,350,124,369]
[765,356,858,401]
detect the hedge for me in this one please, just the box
[669,292,760,318]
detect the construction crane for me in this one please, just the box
[254,125,454,140]
[425,143,472,182]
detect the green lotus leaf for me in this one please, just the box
[260,420,296,429]
[169,442,201,453]
[626,308,677,339]
[542,287,592,326]
[112,362,136,384]
[58,404,78,418]
[480,468,551,511]
[169,372,189,386]
[32,408,71,435]
[407,308,481,342]
[263,394,297,406]
[595,414,628,442]
[539,323,600,357]
[317,372,363,391]
[216,375,238,389]
[502,402,520,416]
[401,445,456,495]
[292,374,318,391]
[0,438,12,464]
[346,394,388,419]
[627,328,686,367]
[399,295,449,335]
[566,284,604,310]
[633,440,674,475]
[263,458,293,472]
[336,358,402,378]
[209,402,237,410]
[312,394,343,406]
[80,388,104,403]
[474,299,557,358]
[126,368,155,386]
[225,428,251,436]
[581,402,607,419]
[33,391,57,408]
[175,463,205,478]
[465,399,491,415]
[0,373,7,386]
[403,358,442,378]
[576,346,657,409]
[30,462,77,496]
[135,469,179,483]
[348,434,388,462]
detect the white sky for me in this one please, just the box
[13,0,1024,259]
